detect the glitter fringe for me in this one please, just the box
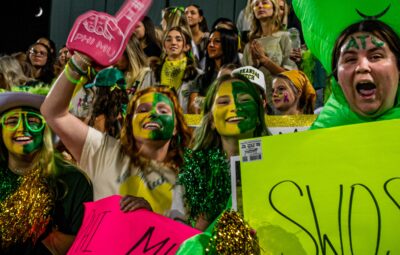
[206,210,261,255]
[0,168,54,248]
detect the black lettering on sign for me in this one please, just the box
[74,210,111,253]
[269,180,319,254]
[349,184,381,255]
[268,178,400,254]
[126,226,177,255]
[384,177,400,210]
[306,185,341,254]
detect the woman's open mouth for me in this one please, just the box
[356,82,376,99]
[13,136,33,145]
[143,122,161,130]
[226,116,245,123]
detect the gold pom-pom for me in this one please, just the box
[0,168,54,248]
[206,210,260,255]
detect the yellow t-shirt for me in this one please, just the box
[79,127,185,217]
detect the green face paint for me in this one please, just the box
[1,108,44,156]
[356,34,368,49]
[232,81,259,134]
[212,80,259,137]
[371,35,385,48]
[344,36,360,50]
[132,92,175,141]
[345,34,385,51]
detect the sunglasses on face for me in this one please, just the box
[1,111,46,133]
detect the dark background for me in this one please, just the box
[0,0,248,55]
[1,0,52,54]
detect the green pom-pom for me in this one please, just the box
[11,84,51,95]
[179,148,231,225]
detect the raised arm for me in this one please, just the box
[41,53,90,162]
[42,0,152,161]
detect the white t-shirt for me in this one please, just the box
[79,127,185,217]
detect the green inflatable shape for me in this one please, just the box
[292,0,400,73]
[292,0,400,129]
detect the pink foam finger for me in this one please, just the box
[66,0,152,67]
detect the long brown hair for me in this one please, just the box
[155,26,198,83]
[120,86,192,172]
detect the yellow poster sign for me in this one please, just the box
[240,119,400,254]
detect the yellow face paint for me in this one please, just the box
[253,1,273,12]
[262,4,272,9]
[212,80,258,137]
[132,92,175,141]
[1,108,44,157]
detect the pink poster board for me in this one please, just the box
[68,195,200,255]
[67,0,152,66]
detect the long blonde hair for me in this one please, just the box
[249,0,280,41]
[0,113,55,177]
[124,35,150,86]
[162,6,193,38]
[0,55,32,90]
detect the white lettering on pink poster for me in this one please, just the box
[67,195,201,255]
[67,0,152,66]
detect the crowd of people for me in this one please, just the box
[0,0,399,253]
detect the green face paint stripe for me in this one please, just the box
[344,36,359,50]
[22,133,44,154]
[231,81,259,134]
[20,111,44,154]
[371,35,385,48]
[356,34,368,49]
[148,93,175,140]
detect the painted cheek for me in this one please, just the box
[237,101,258,134]
[213,104,241,136]
[149,94,175,140]
[213,105,228,131]
[1,123,42,155]
[23,132,43,154]
[2,129,24,155]
[274,90,284,98]
[283,92,290,102]
[153,114,175,140]
[132,113,152,140]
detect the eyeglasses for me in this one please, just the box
[1,111,46,133]
[29,49,48,57]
